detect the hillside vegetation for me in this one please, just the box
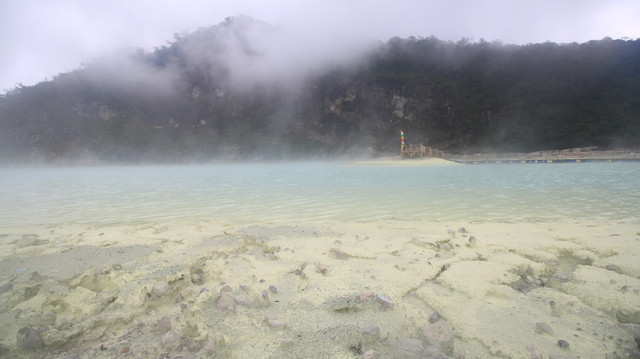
[1,16,639,163]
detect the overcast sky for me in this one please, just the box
[1,0,639,93]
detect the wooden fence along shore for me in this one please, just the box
[399,131,640,164]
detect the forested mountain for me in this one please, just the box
[1,16,639,164]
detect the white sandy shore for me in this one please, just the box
[347,156,460,167]
[0,219,639,358]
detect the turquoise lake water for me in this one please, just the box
[1,162,639,227]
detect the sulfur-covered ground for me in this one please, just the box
[0,219,639,358]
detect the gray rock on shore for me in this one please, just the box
[362,324,380,336]
[536,322,553,334]
[429,311,441,324]
[17,327,43,351]
[234,295,251,307]
[162,330,180,349]
[216,292,236,310]
[376,294,394,310]
[422,320,454,356]
[156,316,172,333]
[153,281,170,296]
[268,319,287,328]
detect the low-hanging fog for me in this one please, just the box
[3,0,640,93]
[83,16,377,94]
[1,11,640,164]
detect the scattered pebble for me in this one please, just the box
[269,285,278,294]
[468,236,477,247]
[557,339,570,348]
[216,292,236,310]
[234,296,251,307]
[364,349,377,359]
[362,324,380,337]
[191,273,203,285]
[239,284,249,291]
[156,316,172,333]
[187,340,203,353]
[204,340,216,355]
[429,311,441,324]
[268,319,287,328]
[376,294,394,310]
[549,300,561,317]
[605,264,621,273]
[263,314,277,322]
[180,287,194,300]
[220,285,232,292]
[153,281,170,296]
[41,310,56,324]
[329,248,349,259]
[162,331,180,349]
[536,322,553,334]
[423,320,454,355]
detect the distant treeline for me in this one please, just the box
[1,16,639,163]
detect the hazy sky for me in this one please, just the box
[1,0,639,93]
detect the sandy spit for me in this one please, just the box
[347,157,460,167]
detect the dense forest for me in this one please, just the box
[1,16,639,164]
